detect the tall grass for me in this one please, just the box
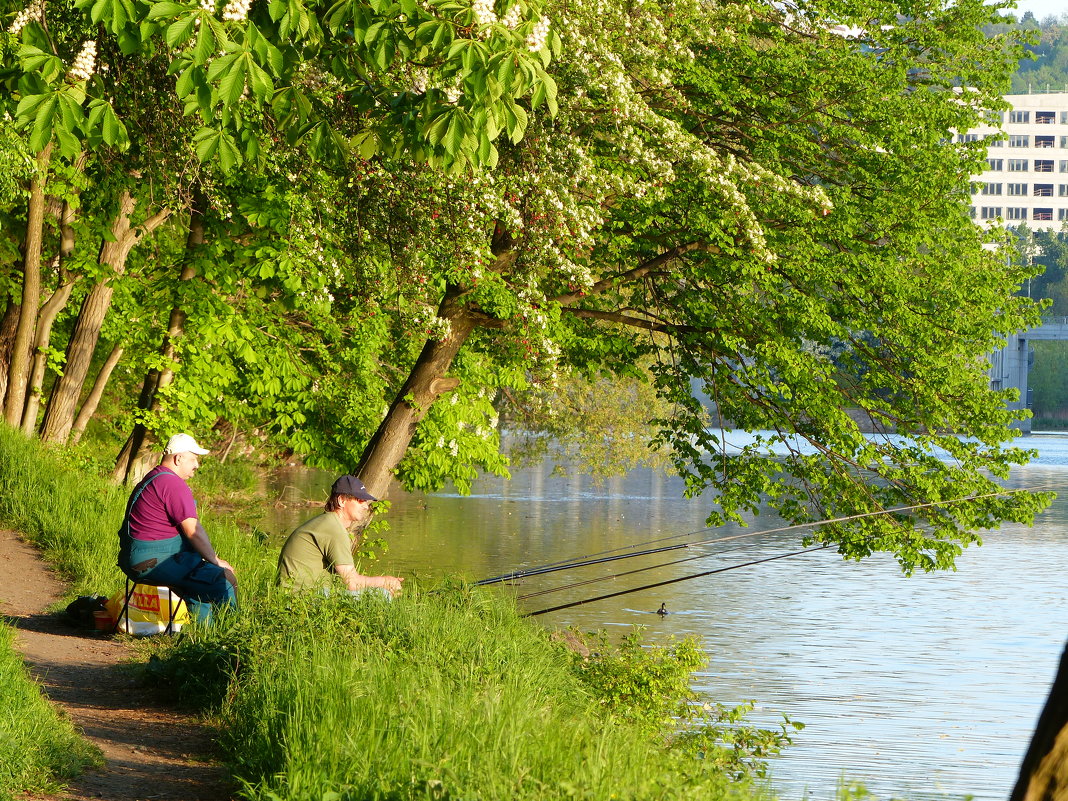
[161,588,757,801]
[0,425,773,801]
[0,621,101,800]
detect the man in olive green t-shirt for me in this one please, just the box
[276,475,403,598]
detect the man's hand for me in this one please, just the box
[216,557,238,588]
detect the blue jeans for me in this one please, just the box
[124,537,236,623]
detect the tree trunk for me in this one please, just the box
[38,192,171,444]
[4,144,52,427]
[21,195,80,434]
[1010,639,1068,801]
[354,285,477,497]
[69,344,124,445]
[114,198,204,483]
[0,300,19,410]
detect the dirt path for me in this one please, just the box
[0,529,233,801]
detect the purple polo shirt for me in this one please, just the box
[128,465,198,541]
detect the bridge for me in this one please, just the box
[990,317,1068,433]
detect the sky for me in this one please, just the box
[1007,0,1066,21]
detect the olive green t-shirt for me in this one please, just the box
[276,512,353,591]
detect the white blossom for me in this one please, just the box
[8,0,44,35]
[67,40,97,82]
[221,0,252,22]
[472,0,497,26]
[526,16,550,51]
[500,3,521,28]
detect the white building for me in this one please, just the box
[970,92,1068,230]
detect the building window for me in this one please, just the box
[1009,183,1028,195]
[1060,209,1068,221]
[1034,208,1054,221]
[1062,161,1068,172]
[1009,159,1029,171]
[980,207,1002,219]
[1034,183,1054,196]
[1063,112,1068,124]
[1037,111,1056,124]
[987,135,1004,147]
[1008,208,1029,220]
[1062,137,1068,148]
[970,206,977,219]
[985,111,1004,125]
[1037,136,1056,148]
[1036,160,1055,172]
[1009,135,1030,147]
[1010,111,1031,124]
[982,183,1002,195]
[1060,185,1068,197]
[987,158,1004,171]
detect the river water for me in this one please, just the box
[262,432,1068,801]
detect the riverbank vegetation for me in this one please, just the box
[0,424,797,800]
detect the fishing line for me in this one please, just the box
[524,544,833,617]
[479,487,1038,587]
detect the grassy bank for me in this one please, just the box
[0,424,783,800]
[0,621,101,800]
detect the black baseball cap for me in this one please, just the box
[331,474,377,502]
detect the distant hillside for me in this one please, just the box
[986,11,1068,92]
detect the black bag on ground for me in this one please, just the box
[64,595,108,628]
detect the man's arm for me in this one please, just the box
[179,517,238,586]
[334,564,403,597]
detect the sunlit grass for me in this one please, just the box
[0,621,101,799]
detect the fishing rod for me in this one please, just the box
[475,525,718,586]
[480,488,1035,588]
[518,484,1059,616]
[524,544,833,617]
[516,539,758,601]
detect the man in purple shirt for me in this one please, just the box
[117,433,237,622]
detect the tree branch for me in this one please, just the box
[561,306,716,335]
[552,241,715,306]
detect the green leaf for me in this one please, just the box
[54,124,80,159]
[443,111,465,155]
[176,66,196,97]
[424,111,450,146]
[353,129,379,159]
[206,52,240,81]
[217,57,248,108]
[146,2,189,20]
[90,0,113,25]
[15,93,48,125]
[364,21,384,45]
[218,131,241,171]
[193,127,221,161]
[193,20,216,64]
[19,45,62,77]
[29,96,57,153]
[101,104,125,146]
[497,54,515,88]
[57,93,84,130]
[166,14,198,48]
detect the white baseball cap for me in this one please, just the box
[163,433,209,456]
